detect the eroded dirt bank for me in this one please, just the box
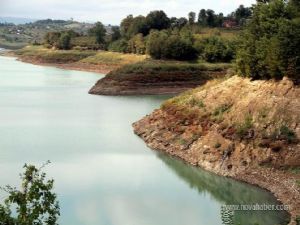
[16,55,114,74]
[89,63,228,95]
[133,76,300,224]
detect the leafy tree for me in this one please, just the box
[147,30,197,60]
[57,32,71,50]
[88,21,106,44]
[108,39,128,53]
[170,17,188,28]
[163,35,197,60]
[194,36,235,62]
[145,10,171,31]
[146,30,169,59]
[120,15,134,37]
[127,33,146,54]
[188,12,196,24]
[234,5,252,25]
[206,9,216,27]
[111,26,121,42]
[44,32,61,46]
[198,9,207,26]
[236,0,300,81]
[0,162,60,225]
[127,16,149,37]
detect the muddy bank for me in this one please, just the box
[16,55,114,74]
[88,78,217,95]
[133,76,300,224]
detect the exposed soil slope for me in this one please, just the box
[89,61,230,95]
[9,46,146,74]
[133,76,300,224]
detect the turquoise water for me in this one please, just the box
[0,56,289,225]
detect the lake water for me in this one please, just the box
[0,56,289,225]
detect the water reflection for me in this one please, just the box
[156,152,290,225]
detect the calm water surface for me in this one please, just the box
[0,56,289,225]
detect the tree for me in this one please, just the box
[0,162,60,225]
[57,32,71,50]
[215,13,224,27]
[235,5,252,25]
[206,9,216,27]
[146,30,168,59]
[111,26,121,42]
[88,21,106,44]
[145,10,171,31]
[146,30,197,60]
[108,39,128,53]
[170,17,188,28]
[198,9,207,26]
[127,16,149,37]
[44,32,61,46]
[127,33,146,54]
[163,35,197,60]
[120,15,134,37]
[236,0,300,81]
[194,36,235,62]
[188,12,196,24]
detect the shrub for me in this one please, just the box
[279,125,297,143]
[146,30,197,60]
[108,39,129,53]
[127,33,146,54]
[296,215,300,225]
[194,36,235,62]
[236,115,253,138]
[57,32,71,50]
[70,36,100,50]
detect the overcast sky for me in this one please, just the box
[0,0,256,25]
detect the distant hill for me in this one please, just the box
[0,19,95,49]
[0,17,37,25]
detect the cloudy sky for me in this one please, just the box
[0,0,255,25]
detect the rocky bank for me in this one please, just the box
[133,76,300,224]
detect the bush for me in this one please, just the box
[70,36,100,50]
[57,32,71,50]
[236,0,300,81]
[147,30,197,60]
[194,36,235,62]
[108,39,129,53]
[127,33,146,54]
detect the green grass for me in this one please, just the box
[81,51,146,66]
[236,115,253,138]
[213,104,231,116]
[289,167,300,174]
[105,59,231,83]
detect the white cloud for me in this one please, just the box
[0,0,256,24]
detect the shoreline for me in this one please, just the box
[5,52,299,224]
[133,76,300,225]
[16,56,113,75]
[133,114,299,225]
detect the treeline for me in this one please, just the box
[43,5,250,63]
[108,6,250,62]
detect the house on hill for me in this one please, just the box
[222,19,238,28]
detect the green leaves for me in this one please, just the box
[0,161,60,225]
[236,0,300,81]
